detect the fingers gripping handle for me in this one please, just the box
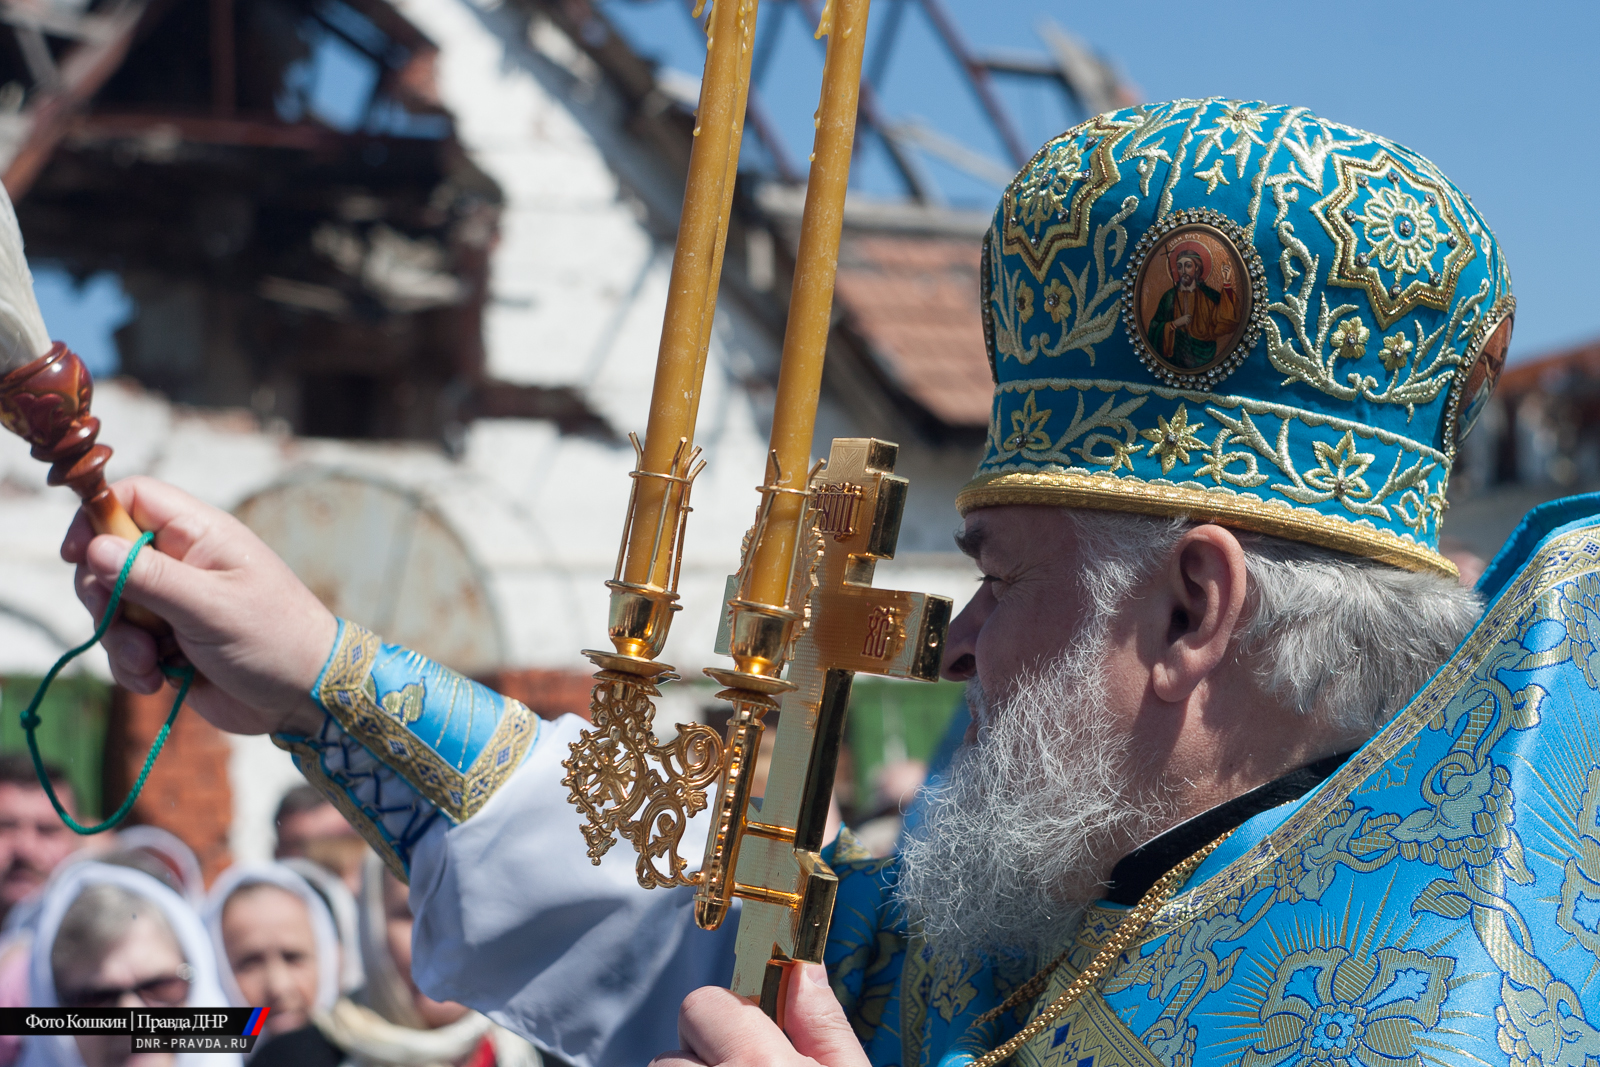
[82,489,177,644]
[0,342,182,656]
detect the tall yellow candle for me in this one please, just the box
[624,0,759,589]
[743,0,870,610]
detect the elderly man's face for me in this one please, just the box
[944,506,1137,722]
[0,782,78,913]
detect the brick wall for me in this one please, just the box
[485,668,594,721]
[104,685,233,885]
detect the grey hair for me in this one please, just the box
[1065,510,1482,737]
[51,884,182,985]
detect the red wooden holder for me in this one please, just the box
[0,342,178,649]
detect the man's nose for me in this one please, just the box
[940,591,986,681]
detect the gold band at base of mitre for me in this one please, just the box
[955,470,1458,580]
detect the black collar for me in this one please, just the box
[1102,750,1355,905]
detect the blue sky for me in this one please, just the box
[34,0,1599,375]
[31,269,131,379]
[602,0,1600,362]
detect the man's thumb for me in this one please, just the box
[85,533,203,632]
[784,964,870,1067]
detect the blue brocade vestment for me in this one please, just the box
[279,496,1600,1067]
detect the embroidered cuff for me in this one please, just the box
[278,619,539,874]
[273,713,441,879]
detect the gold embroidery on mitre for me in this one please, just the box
[1312,150,1476,330]
[1002,114,1133,281]
[955,469,1457,579]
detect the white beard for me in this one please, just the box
[893,635,1175,962]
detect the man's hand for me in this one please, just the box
[1172,313,1192,328]
[60,477,335,737]
[649,964,870,1067]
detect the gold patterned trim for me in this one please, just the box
[1139,520,1600,937]
[1000,113,1133,281]
[317,622,537,824]
[1311,149,1477,330]
[955,469,1457,578]
[271,733,410,883]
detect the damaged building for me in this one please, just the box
[0,0,1130,871]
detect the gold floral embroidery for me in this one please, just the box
[1379,333,1414,372]
[1330,317,1370,361]
[1000,113,1132,280]
[1015,283,1034,324]
[1265,219,1472,417]
[1043,279,1071,323]
[1555,767,1600,960]
[1103,438,1138,474]
[1140,404,1205,474]
[1194,159,1229,194]
[989,197,1139,367]
[1002,392,1052,454]
[978,378,1448,543]
[928,955,982,1023]
[1310,149,1477,329]
[1360,185,1441,278]
[1213,102,1266,137]
[1303,431,1375,501]
[1240,946,1455,1067]
[1014,140,1084,230]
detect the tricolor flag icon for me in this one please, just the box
[244,1008,271,1036]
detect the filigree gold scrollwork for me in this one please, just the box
[561,671,724,888]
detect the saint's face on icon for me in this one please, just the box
[1456,312,1513,445]
[1175,252,1202,290]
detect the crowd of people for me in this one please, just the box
[0,755,545,1067]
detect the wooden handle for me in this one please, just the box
[81,486,173,639]
[0,343,184,657]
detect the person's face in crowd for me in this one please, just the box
[0,781,77,914]
[381,870,471,1029]
[56,912,186,1067]
[276,801,366,894]
[221,884,319,1034]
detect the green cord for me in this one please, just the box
[20,529,192,835]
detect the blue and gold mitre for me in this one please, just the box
[957,98,1515,576]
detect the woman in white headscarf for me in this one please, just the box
[20,861,239,1067]
[203,864,340,1038]
[112,828,205,910]
[251,854,540,1067]
[277,858,364,996]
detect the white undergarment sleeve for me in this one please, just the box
[408,713,740,1067]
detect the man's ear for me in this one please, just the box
[1148,524,1248,703]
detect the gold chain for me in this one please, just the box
[967,832,1233,1067]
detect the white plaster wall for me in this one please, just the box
[0,0,981,867]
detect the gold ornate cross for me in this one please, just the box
[716,437,952,1007]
